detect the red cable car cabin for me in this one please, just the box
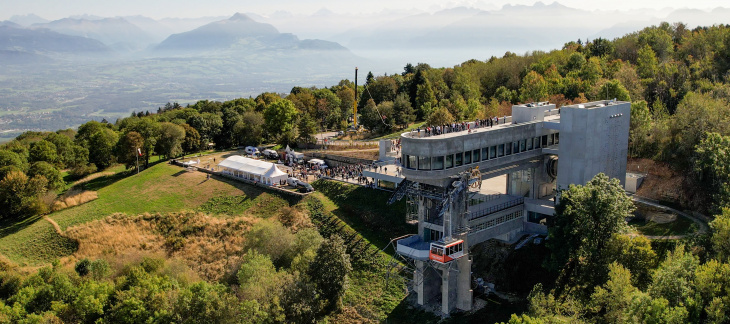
[429,240,465,263]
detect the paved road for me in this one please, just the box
[314,131,339,140]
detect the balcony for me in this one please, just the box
[396,235,431,261]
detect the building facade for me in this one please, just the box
[390,100,631,315]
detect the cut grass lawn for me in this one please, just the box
[0,162,293,266]
[629,215,697,237]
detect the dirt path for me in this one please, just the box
[630,195,709,240]
[44,216,64,235]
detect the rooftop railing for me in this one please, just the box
[403,117,513,139]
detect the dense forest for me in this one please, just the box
[2,22,730,323]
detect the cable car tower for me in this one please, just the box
[385,167,481,314]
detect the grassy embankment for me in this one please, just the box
[0,162,289,266]
[0,160,419,321]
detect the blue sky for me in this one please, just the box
[2,0,728,20]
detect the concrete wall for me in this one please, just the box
[512,103,554,124]
[467,205,524,245]
[557,101,630,189]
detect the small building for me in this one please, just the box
[218,155,288,185]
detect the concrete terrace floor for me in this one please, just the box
[402,113,561,140]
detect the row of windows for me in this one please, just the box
[446,242,463,256]
[469,210,523,234]
[405,133,559,171]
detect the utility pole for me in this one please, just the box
[354,67,358,128]
[136,147,140,174]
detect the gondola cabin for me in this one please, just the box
[429,240,465,263]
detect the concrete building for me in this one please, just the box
[388,100,631,315]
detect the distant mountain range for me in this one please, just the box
[0,13,350,58]
[3,2,729,64]
[155,13,346,53]
[0,25,109,55]
[1,3,730,135]
[34,17,156,51]
[7,14,48,26]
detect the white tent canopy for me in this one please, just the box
[218,155,288,185]
[264,164,287,178]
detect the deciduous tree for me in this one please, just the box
[116,131,145,169]
[28,161,64,191]
[156,122,186,159]
[547,173,635,294]
[88,128,118,170]
[306,235,351,316]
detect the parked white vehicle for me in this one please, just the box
[244,146,259,156]
[262,149,278,159]
[308,159,327,169]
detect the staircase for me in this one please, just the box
[387,179,412,205]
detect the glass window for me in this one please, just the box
[549,134,554,145]
[418,156,431,170]
[534,137,540,149]
[482,147,488,161]
[520,139,526,152]
[455,152,463,166]
[506,142,512,155]
[498,144,504,157]
[445,154,453,169]
[490,146,497,159]
[464,151,471,164]
[513,141,519,153]
[473,149,480,162]
[542,135,548,146]
[555,133,560,144]
[432,156,444,170]
[407,155,417,169]
[527,138,533,150]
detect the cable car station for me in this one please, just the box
[387,100,631,315]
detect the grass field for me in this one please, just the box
[629,203,698,237]
[0,158,439,321]
[0,162,291,266]
[310,179,413,249]
[628,216,696,236]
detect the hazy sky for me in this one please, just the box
[2,0,728,20]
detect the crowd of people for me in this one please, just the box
[325,163,373,185]
[413,116,509,137]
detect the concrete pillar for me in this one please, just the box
[441,267,451,315]
[456,254,473,311]
[415,260,425,305]
[417,198,425,240]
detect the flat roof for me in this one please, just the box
[402,113,561,140]
[563,100,630,109]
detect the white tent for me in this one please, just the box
[218,155,288,185]
[264,164,288,184]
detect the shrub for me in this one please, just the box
[75,258,92,276]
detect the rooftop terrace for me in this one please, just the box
[401,108,561,139]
